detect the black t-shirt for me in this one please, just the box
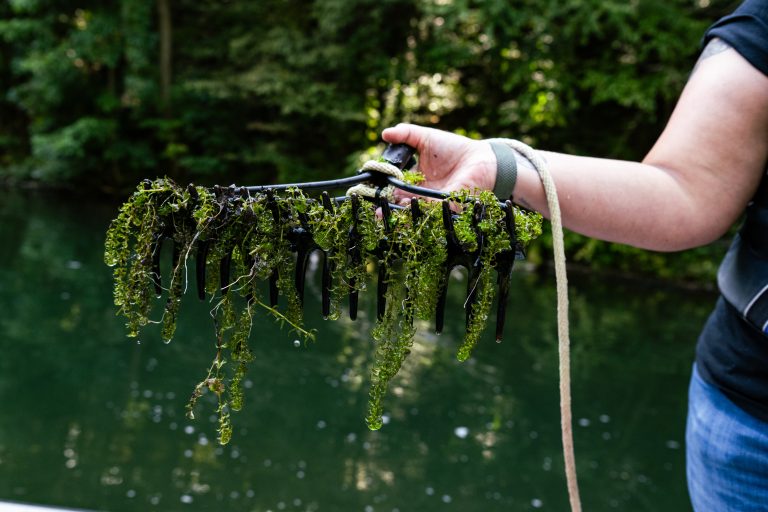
[705,0,768,75]
[696,0,768,423]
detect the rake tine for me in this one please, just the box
[410,197,421,223]
[151,233,163,297]
[435,200,456,334]
[321,191,335,213]
[379,194,392,227]
[269,272,279,307]
[187,183,199,201]
[295,248,310,305]
[293,210,312,306]
[402,198,422,328]
[265,189,280,220]
[504,200,517,253]
[442,199,460,247]
[494,201,517,341]
[266,189,281,307]
[321,191,334,318]
[466,267,481,328]
[376,196,392,320]
[348,194,362,321]
[465,201,484,329]
[321,251,332,318]
[196,240,209,300]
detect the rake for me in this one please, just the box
[105,140,584,512]
[200,144,528,339]
[104,142,543,436]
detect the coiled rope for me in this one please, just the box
[354,143,581,511]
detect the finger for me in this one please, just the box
[392,188,416,204]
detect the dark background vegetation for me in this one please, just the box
[0,0,739,281]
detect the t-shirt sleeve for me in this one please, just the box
[704,0,768,76]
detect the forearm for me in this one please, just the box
[513,151,729,252]
[385,48,768,249]
[512,48,768,252]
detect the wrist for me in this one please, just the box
[487,139,518,200]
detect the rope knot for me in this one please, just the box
[346,160,405,200]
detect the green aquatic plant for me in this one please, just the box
[105,178,543,443]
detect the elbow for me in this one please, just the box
[640,216,734,252]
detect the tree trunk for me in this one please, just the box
[157,0,172,112]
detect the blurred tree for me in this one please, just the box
[0,0,739,280]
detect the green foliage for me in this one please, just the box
[105,177,542,441]
[4,1,733,281]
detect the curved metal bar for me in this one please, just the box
[243,172,373,193]
[241,171,512,209]
[384,177,451,200]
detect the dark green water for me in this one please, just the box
[0,190,717,512]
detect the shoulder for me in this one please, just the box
[704,0,768,76]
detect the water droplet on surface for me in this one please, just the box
[293,339,301,347]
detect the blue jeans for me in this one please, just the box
[686,364,768,511]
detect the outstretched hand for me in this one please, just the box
[381,123,497,203]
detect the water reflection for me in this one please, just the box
[0,190,713,511]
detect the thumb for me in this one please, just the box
[381,123,432,151]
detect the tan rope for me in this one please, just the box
[346,160,405,199]
[500,139,582,512]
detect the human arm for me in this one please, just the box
[383,42,768,252]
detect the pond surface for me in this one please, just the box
[0,190,717,512]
